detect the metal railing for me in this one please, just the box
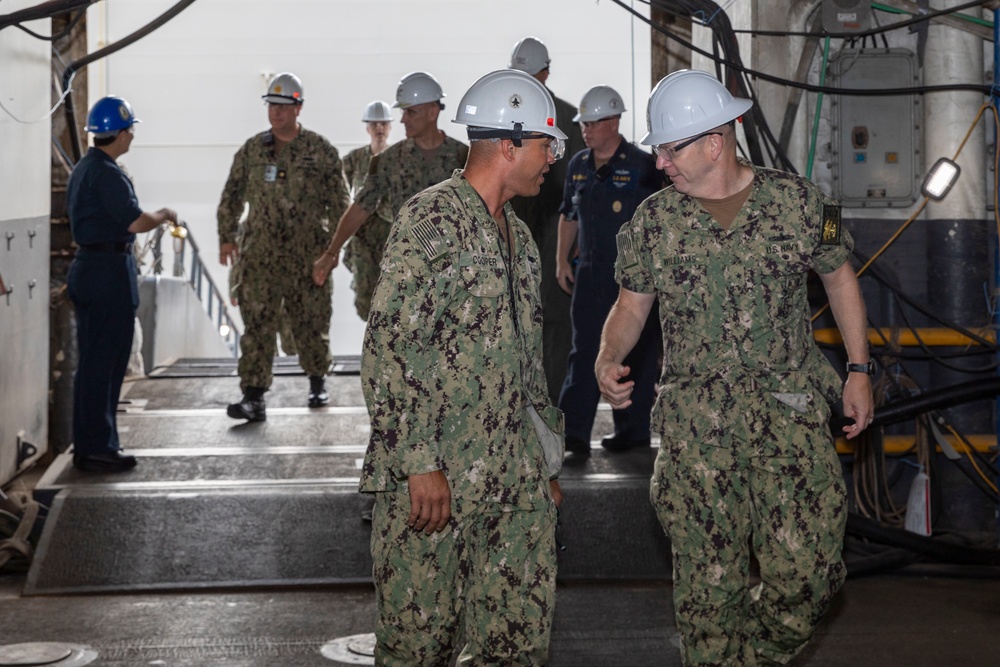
[150,222,240,357]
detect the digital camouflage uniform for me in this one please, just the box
[361,172,560,666]
[218,127,349,390]
[228,223,297,355]
[354,134,469,228]
[616,163,851,667]
[341,144,394,320]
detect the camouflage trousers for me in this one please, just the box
[236,259,332,390]
[651,422,847,667]
[343,214,391,321]
[369,491,557,666]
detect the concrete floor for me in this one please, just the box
[1,367,999,666]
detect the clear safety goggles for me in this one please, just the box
[522,132,565,161]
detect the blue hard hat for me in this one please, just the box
[85,95,141,136]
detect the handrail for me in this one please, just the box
[151,222,240,357]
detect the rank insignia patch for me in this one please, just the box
[821,204,842,246]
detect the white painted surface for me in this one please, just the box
[0,2,51,221]
[85,0,652,355]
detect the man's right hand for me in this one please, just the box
[556,259,575,295]
[312,251,338,286]
[407,470,451,534]
[220,243,238,266]
[596,359,635,410]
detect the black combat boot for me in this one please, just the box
[227,386,266,421]
[308,375,329,408]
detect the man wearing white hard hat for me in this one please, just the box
[507,36,585,406]
[218,72,349,421]
[340,100,394,320]
[596,69,874,666]
[313,72,468,287]
[360,68,566,665]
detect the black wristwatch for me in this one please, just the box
[846,362,876,376]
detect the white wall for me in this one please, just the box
[0,2,52,483]
[86,0,652,355]
[1,2,52,221]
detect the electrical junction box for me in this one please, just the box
[829,48,922,208]
[822,0,871,34]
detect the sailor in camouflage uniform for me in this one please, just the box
[596,71,875,666]
[341,100,394,321]
[312,72,469,287]
[218,73,349,421]
[360,69,567,666]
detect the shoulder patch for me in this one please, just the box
[821,204,842,246]
[616,229,640,269]
[410,219,447,260]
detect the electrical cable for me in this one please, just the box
[60,0,200,162]
[805,36,831,181]
[11,4,84,40]
[613,0,991,97]
[850,251,998,350]
[0,0,94,32]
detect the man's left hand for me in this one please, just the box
[842,374,875,440]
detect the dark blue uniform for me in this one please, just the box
[66,147,143,459]
[558,138,663,443]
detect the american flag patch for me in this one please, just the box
[410,220,446,260]
[616,230,639,269]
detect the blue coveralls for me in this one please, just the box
[558,138,664,442]
[66,147,143,459]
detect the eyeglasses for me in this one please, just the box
[653,131,723,160]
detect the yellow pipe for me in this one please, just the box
[836,434,996,455]
[814,327,995,347]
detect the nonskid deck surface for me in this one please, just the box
[3,358,998,665]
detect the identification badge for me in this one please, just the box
[264,165,277,182]
[821,204,841,245]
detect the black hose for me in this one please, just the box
[61,0,199,162]
[846,513,1000,567]
[830,376,1000,433]
[0,0,92,30]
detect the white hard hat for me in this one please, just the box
[641,69,752,146]
[393,72,445,109]
[507,36,550,76]
[362,100,393,122]
[263,72,304,105]
[573,85,627,123]
[454,68,568,155]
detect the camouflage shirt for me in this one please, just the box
[217,127,349,267]
[342,144,394,223]
[355,135,469,220]
[360,173,559,508]
[616,163,853,443]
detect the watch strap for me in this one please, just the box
[846,362,875,376]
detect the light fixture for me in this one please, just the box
[920,157,961,200]
[219,324,231,337]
